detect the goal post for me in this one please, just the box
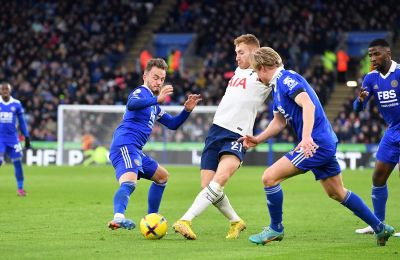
[56,105,218,165]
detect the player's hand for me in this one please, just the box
[358,87,369,102]
[157,85,173,103]
[24,137,31,149]
[184,94,202,112]
[294,136,318,158]
[238,135,259,149]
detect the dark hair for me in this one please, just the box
[144,58,168,72]
[0,82,12,90]
[369,39,390,48]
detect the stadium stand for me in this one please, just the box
[0,0,398,143]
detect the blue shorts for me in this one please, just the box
[376,127,400,165]
[200,124,246,171]
[285,144,341,180]
[0,141,23,160]
[109,144,158,181]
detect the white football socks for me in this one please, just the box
[181,181,224,221]
[114,213,125,219]
[213,194,241,222]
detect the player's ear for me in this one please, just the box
[387,49,392,59]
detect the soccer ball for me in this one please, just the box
[139,213,168,240]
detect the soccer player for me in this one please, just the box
[107,58,201,230]
[353,39,400,237]
[0,82,31,196]
[172,34,272,240]
[240,47,394,246]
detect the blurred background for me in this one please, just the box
[1,0,399,168]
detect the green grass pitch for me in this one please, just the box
[0,165,399,259]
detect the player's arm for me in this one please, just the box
[158,94,202,130]
[239,112,287,149]
[127,85,173,111]
[126,95,157,110]
[293,91,318,157]
[16,106,31,148]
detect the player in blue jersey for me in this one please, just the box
[353,39,400,237]
[107,58,201,230]
[239,47,394,246]
[0,82,31,197]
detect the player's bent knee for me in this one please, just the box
[326,189,346,202]
[372,174,388,186]
[119,172,138,184]
[153,169,169,184]
[262,174,279,187]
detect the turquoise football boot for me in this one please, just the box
[375,224,394,246]
[249,227,284,245]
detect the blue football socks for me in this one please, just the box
[13,159,24,189]
[372,184,388,222]
[113,182,136,215]
[148,181,167,214]
[264,184,284,232]
[341,190,384,233]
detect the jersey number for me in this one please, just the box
[14,143,22,153]
[231,141,243,152]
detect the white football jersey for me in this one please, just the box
[213,67,271,136]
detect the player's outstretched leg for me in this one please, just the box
[108,181,136,230]
[376,224,395,246]
[249,227,284,245]
[172,220,197,240]
[341,190,394,245]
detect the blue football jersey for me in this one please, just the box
[272,69,338,148]
[0,96,28,142]
[360,61,400,129]
[111,86,165,149]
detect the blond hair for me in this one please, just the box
[234,34,260,48]
[250,47,283,70]
[144,58,168,72]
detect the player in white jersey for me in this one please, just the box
[173,34,272,240]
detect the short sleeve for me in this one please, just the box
[280,75,305,100]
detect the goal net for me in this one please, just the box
[56,105,217,165]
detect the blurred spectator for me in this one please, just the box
[336,48,350,83]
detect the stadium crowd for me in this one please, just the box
[1,0,398,144]
[0,0,157,141]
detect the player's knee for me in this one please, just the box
[326,188,346,202]
[326,192,341,201]
[372,173,387,186]
[262,174,278,187]
[154,169,169,184]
